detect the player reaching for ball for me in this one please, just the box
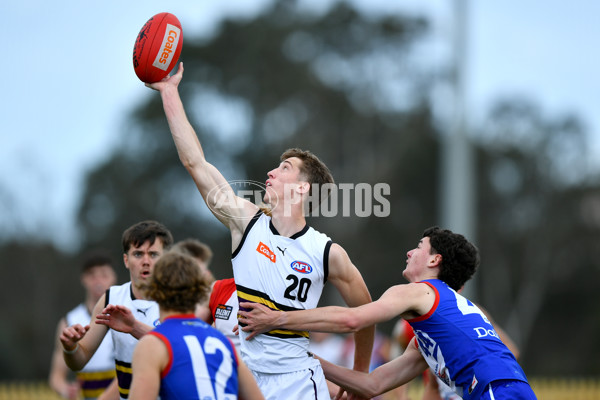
[146,62,375,400]
[238,227,538,400]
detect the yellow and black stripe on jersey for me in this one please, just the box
[236,284,309,339]
[76,369,116,398]
[115,359,132,399]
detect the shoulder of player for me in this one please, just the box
[139,332,166,348]
[380,283,434,308]
[134,333,169,366]
[327,242,349,264]
[326,243,354,276]
[229,203,262,238]
[397,282,436,300]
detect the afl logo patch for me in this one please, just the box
[291,261,312,274]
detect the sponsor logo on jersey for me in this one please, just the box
[215,304,233,320]
[256,242,276,262]
[136,307,151,317]
[473,326,500,339]
[290,260,312,274]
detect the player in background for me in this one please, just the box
[60,220,173,400]
[128,251,263,400]
[170,238,215,321]
[171,238,240,349]
[147,62,374,400]
[49,254,117,400]
[106,238,242,351]
[239,226,537,400]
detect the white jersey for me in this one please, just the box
[107,282,160,399]
[66,303,115,372]
[66,304,116,399]
[232,211,332,373]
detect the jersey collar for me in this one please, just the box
[269,219,309,239]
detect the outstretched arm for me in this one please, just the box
[316,338,428,399]
[239,283,432,337]
[147,62,258,241]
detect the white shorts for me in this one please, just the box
[252,364,330,400]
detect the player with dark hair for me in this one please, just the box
[49,253,117,399]
[147,62,374,400]
[60,220,173,400]
[128,251,263,400]
[239,227,537,400]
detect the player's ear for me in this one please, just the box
[297,181,310,194]
[430,253,442,267]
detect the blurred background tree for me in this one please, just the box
[1,0,598,380]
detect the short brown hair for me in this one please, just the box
[281,148,335,206]
[142,252,211,313]
[171,239,213,264]
[121,220,173,254]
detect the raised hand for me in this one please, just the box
[59,323,89,350]
[145,62,184,92]
[95,304,135,334]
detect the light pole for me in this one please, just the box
[441,0,477,298]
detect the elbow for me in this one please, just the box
[70,364,84,372]
[64,359,84,372]
[182,156,209,179]
[177,143,204,170]
[362,387,380,399]
[356,380,380,399]
[181,156,197,172]
[343,311,364,333]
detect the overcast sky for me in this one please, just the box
[2,0,599,250]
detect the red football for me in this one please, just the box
[133,12,183,83]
